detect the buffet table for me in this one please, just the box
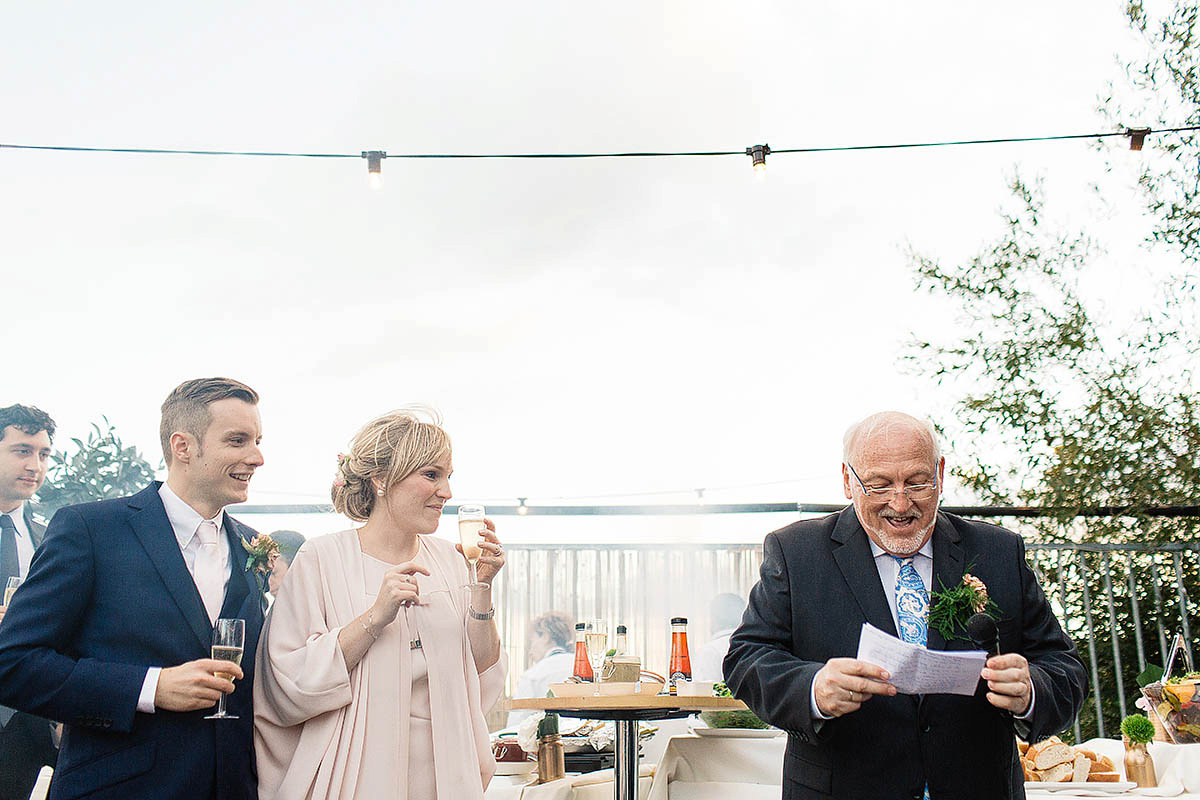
[1021,738,1200,798]
[508,695,747,800]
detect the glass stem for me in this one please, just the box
[216,690,228,717]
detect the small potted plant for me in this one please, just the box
[1120,714,1158,788]
[698,681,771,730]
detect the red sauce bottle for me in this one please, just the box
[669,617,692,689]
[572,622,594,681]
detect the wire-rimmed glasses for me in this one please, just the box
[846,463,938,502]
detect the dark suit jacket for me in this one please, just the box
[723,508,1088,800]
[0,505,57,800]
[0,483,265,800]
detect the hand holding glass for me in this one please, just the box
[206,618,245,720]
[458,504,489,590]
[4,577,21,607]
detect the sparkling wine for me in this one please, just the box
[3,588,15,606]
[458,519,485,562]
[585,632,608,664]
[212,645,243,681]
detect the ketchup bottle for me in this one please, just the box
[669,617,692,690]
[572,622,594,681]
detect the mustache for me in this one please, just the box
[879,508,918,520]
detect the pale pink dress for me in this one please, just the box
[253,530,506,800]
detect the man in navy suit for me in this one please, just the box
[0,379,268,800]
[724,412,1087,799]
[0,404,59,799]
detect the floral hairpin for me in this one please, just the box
[332,452,349,488]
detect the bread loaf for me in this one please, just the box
[1089,772,1121,783]
[1029,741,1075,770]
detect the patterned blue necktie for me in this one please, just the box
[894,556,931,800]
[893,556,928,646]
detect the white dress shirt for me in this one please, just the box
[2,503,37,579]
[136,484,231,714]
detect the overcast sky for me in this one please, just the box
[2,1,1171,540]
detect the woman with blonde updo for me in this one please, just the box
[253,409,507,800]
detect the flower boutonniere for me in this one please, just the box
[245,533,281,592]
[928,570,1001,641]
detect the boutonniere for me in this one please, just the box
[928,570,1001,641]
[244,533,280,592]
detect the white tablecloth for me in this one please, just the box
[486,766,653,800]
[645,732,785,800]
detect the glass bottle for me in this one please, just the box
[669,617,692,690]
[615,624,628,655]
[572,622,594,681]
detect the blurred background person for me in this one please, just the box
[506,611,575,729]
[0,405,58,800]
[266,530,306,597]
[692,593,746,682]
[254,409,507,800]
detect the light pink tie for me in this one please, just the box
[194,520,224,624]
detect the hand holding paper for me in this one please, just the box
[856,623,987,696]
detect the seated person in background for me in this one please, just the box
[506,611,575,729]
[692,593,746,682]
[266,530,306,596]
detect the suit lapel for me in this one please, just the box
[925,512,965,652]
[831,508,899,637]
[127,484,212,650]
[221,519,257,618]
[24,504,45,548]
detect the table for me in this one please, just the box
[645,732,785,800]
[508,695,747,800]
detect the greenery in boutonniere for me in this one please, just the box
[245,533,280,592]
[928,569,1001,642]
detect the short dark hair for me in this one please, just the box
[0,405,56,442]
[160,378,259,463]
[269,530,306,566]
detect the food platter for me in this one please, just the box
[1022,781,1137,793]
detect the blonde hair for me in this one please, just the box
[331,407,451,522]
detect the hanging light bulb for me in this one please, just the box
[517,497,529,515]
[746,143,771,173]
[362,150,386,188]
[1126,128,1151,151]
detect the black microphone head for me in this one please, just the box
[966,613,998,649]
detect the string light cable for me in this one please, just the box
[3,125,1197,180]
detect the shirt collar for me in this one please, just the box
[158,483,224,548]
[869,536,934,562]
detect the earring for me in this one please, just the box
[377,489,384,496]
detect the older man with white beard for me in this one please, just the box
[723,411,1087,800]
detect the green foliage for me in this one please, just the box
[1121,713,1156,743]
[928,575,1001,643]
[36,418,159,515]
[704,681,770,728]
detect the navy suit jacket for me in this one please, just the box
[724,508,1088,800]
[0,483,265,800]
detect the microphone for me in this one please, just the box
[966,613,999,656]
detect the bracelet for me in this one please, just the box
[361,611,380,640]
[468,606,495,621]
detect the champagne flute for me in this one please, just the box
[457,504,489,590]
[205,618,245,720]
[4,577,21,607]
[585,618,609,696]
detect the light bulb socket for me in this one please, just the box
[746,143,771,170]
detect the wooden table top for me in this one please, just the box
[508,695,748,713]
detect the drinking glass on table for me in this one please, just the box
[586,619,610,695]
[205,618,245,720]
[457,504,489,590]
[4,577,21,607]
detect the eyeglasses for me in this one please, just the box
[846,463,938,502]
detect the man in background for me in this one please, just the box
[692,593,745,682]
[266,530,306,596]
[506,611,575,729]
[0,405,58,799]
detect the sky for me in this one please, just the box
[1,0,1172,542]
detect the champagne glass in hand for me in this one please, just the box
[205,618,245,720]
[4,577,21,607]
[586,619,609,696]
[458,504,489,589]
